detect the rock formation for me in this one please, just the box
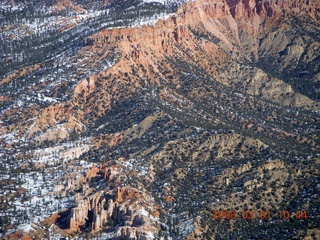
[54,165,160,238]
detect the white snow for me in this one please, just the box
[138,207,150,217]
[17,223,33,232]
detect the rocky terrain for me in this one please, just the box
[0,0,320,239]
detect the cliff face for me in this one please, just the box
[56,165,160,239]
[86,0,319,57]
[77,0,319,116]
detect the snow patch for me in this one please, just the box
[17,223,33,232]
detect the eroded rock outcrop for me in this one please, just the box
[57,165,160,239]
[79,0,319,113]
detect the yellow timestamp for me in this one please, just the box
[212,210,307,220]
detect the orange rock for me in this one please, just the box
[85,164,100,180]
[164,195,175,203]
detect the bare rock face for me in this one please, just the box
[77,0,319,117]
[115,226,150,240]
[69,191,111,233]
[74,76,97,99]
[259,159,285,171]
[52,0,84,13]
[227,0,320,19]
[57,165,159,238]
